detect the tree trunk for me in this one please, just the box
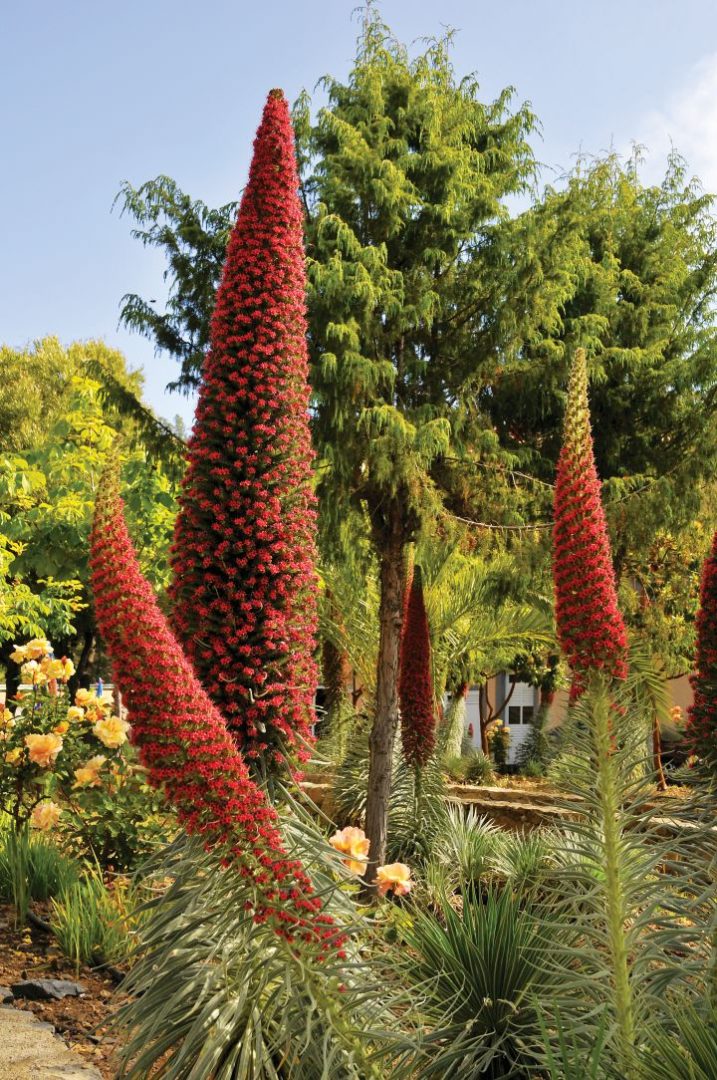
[652,714,667,791]
[441,682,468,760]
[69,629,94,698]
[479,682,490,754]
[321,602,351,734]
[0,640,19,704]
[363,522,405,889]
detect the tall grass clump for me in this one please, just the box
[51,866,144,974]
[0,825,78,925]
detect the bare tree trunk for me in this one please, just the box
[652,714,667,791]
[441,682,468,760]
[363,522,405,890]
[0,640,19,704]
[321,594,351,733]
[69,629,94,698]
[479,682,490,754]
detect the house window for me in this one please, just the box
[506,704,534,726]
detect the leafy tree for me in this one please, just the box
[488,151,717,564]
[298,15,537,878]
[0,340,180,693]
[116,179,236,394]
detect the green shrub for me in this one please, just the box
[489,724,510,774]
[517,706,553,772]
[433,806,507,891]
[398,887,561,1078]
[443,755,469,781]
[464,750,495,785]
[444,751,494,785]
[499,830,557,898]
[521,759,546,779]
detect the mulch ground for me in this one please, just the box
[0,902,121,1078]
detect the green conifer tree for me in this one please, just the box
[296,13,537,877]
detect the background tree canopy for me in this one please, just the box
[0,338,181,693]
[110,11,717,862]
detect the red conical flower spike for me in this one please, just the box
[553,349,628,696]
[90,467,340,953]
[169,89,318,765]
[686,531,717,771]
[399,565,436,767]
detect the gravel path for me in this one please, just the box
[0,1005,102,1079]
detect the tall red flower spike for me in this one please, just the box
[399,565,436,767]
[553,349,628,697]
[90,468,339,953]
[169,89,318,765]
[686,531,717,771]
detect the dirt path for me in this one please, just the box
[0,1004,102,1079]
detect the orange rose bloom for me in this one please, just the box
[30,801,62,830]
[73,755,107,788]
[328,825,370,875]
[93,715,130,749]
[24,732,63,767]
[376,862,413,897]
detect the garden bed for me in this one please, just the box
[0,902,119,1078]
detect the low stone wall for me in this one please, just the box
[300,772,693,834]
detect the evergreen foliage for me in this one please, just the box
[297,12,537,874]
[116,178,236,394]
[491,152,717,494]
[168,90,319,766]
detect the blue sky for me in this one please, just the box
[4,0,717,427]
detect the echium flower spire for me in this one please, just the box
[553,348,628,696]
[399,565,436,767]
[686,530,717,772]
[89,464,340,954]
[169,89,318,766]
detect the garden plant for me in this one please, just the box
[2,9,717,1080]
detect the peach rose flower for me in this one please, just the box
[24,732,63,767]
[25,638,52,660]
[73,755,107,788]
[30,801,62,830]
[376,862,413,897]
[93,715,130,749]
[329,825,371,875]
[21,661,48,686]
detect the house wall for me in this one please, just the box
[544,673,692,728]
[459,671,693,766]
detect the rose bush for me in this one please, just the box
[1,637,168,868]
